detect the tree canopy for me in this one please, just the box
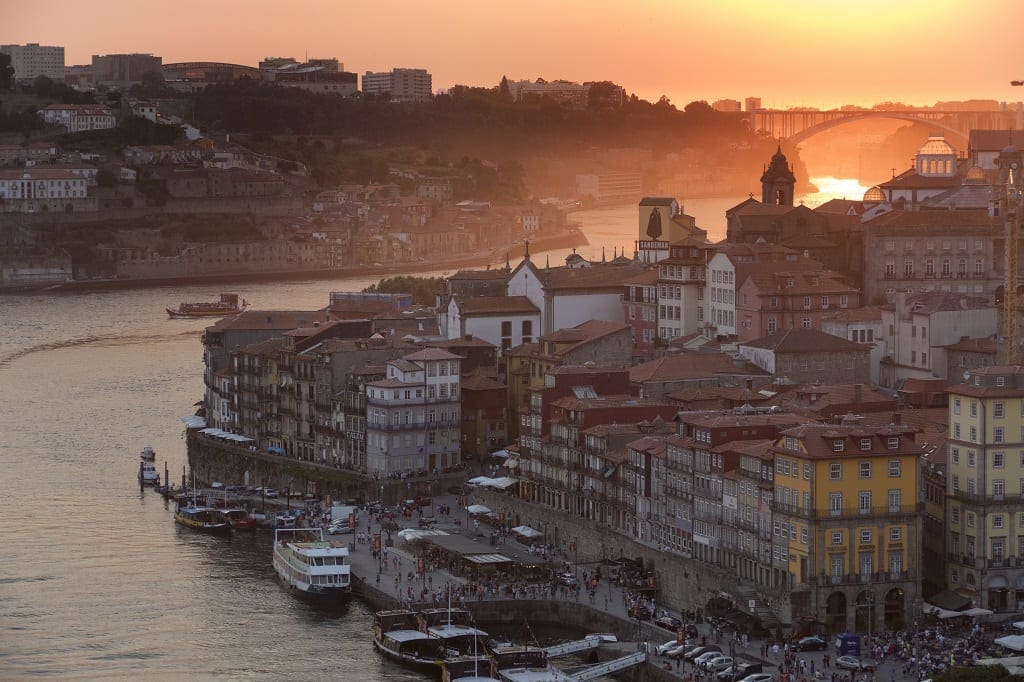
[362,276,445,307]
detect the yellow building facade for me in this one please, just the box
[772,421,923,633]
[947,366,1024,611]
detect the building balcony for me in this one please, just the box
[950,490,1023,505]
[807,502,923,520]
[805,570,913,588]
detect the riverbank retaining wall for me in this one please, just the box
[187,430,467,504]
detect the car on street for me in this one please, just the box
[795,636,827,651]
[739,674,775,682]
[695,651,726,668]
[327,522,352,534]
[719,664,761,681]
[263,488,279,498]
[709,656,734,673]
[654,616,683,632]
[656,640,682,656]
[667,644,698,660]
[684,645,721,662]
[836,656,862,671]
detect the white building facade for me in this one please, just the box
[38,104,116,132]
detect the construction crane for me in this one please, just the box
[997,143,1024,364]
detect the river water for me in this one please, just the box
[0,185,856,677]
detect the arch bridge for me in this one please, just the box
[753,108,1021,146]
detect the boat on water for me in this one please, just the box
[221,508,257,530]
[272,528,351,604]
[374,607,489,672]
[173,497,232,535]
[139,446,156,461]
[138,460,160,485]
[166,293,247,319]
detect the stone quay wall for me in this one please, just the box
[187,430,467,504]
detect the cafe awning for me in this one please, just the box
[466,504,491,515]
[484,476,518,490]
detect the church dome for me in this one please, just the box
[863,185,885,203]
[965,165,986,184]
[918,135,956,157]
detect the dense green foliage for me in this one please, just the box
[363,276,446,307]
[0,106,45,134]
[26,76,96,104]
[191,80,754,149]
[55,116,182,152]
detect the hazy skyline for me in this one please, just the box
[4,0,1024,109]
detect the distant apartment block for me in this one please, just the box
[0,43,65,80]
[507,79,589,108]
[361,68,432,102]
[576,172,643,203]
[744,96,762,112]
[37,104,116,132]
[712,99,742,112]
[91,53,162,88]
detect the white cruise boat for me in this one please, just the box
[138,460,160,485]
[272,528,351,604]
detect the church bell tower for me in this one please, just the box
[761,145,796,206]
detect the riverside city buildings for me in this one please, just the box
[946,366,1024,611]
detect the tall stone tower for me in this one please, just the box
[761,145,796,206]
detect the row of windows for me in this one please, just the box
[885,239,985,252]
[884,259,984,277]
[831,527,903,544]
[951,475,1024,498]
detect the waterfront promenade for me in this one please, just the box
[336,493,968,682]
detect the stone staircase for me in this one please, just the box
[734,584,781,630]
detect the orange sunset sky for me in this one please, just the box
[3,0,1023,109]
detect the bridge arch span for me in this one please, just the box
[786,112,967,147]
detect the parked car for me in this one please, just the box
[836,656,863,672]
[694,651,725,668]
[328,522,352,535]
[795,636,827,651]
[683,623,699,639]
[263,488,279,499]
[654,616,683,632]
[684,645,720,662]
[667,644,698,660]
[709,656,734,673]
[739,674,774,682]
[656,640,682,656]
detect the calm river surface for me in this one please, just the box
[0,188,851,678]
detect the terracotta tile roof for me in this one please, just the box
[238,338,285,356]
[885,291,993,314]
[460,372,505,391]
[425,336,497,349]
[206,310,328,332]
[402,348,463,361]
[821,306,885,324]
[457,296,539,316]
[0,169,83,180]
[740,328,864,354]
[943,336,997,353]
[626,436,668,458]
[968,129,1024,151]
[774,422,919,459]
[538,262,647,291]
[629,352,767,383]
[878,168,962,190]
[866,207,997,228]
